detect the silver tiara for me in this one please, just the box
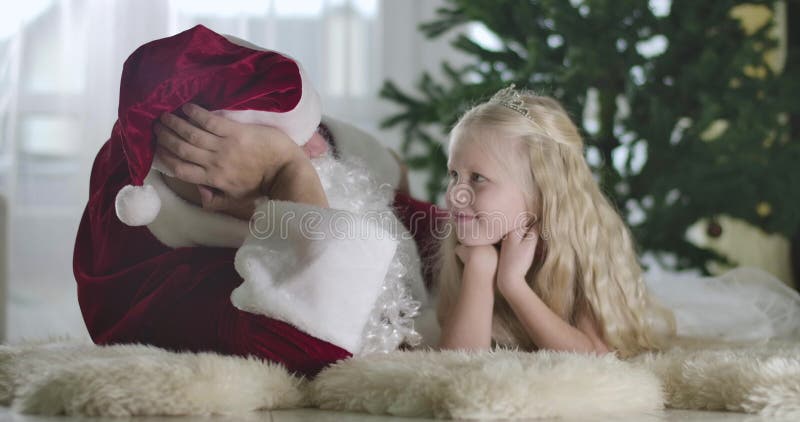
[489,84,532,120]
[488,84,564,144]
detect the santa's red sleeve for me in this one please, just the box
[390,191,450,292]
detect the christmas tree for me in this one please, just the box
[380,0,800,276]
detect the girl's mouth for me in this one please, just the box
[453,212,475,222]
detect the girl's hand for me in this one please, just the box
[154,103,301,211]
[496,221,539,294]
[454,243,499,282]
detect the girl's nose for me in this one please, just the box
[447,183,474,208]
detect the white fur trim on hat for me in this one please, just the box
[115,184,161,226]
[217,35,321,146]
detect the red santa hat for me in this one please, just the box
[113,24,321,226]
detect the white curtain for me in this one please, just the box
[0,0,468,341]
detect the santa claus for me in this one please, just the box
[73,25,445,378]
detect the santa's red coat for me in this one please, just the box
[73,129,447,378]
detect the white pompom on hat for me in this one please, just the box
[112,24,321,227]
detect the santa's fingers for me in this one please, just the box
[159,111,220,152]
[154,122,215,166]
[197,185,229,211]
[154,145,212,186]
[181,103,236,138]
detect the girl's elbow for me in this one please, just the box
[591,339,612,355]
[437,335,492,352]
[576,332,611,356]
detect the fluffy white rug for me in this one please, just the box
[0,338,306,416]
[630,341,800,418]
[309,348,661,420]
[1,338,798,419]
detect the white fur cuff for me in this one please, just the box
[231,199,399,354]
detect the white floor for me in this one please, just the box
[0,408,786,421]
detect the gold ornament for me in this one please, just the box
[756,201,772,217]
[700,119,729,142]
[729,4,772,36]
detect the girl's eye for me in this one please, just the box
[471,173,486,182]
[448,170,486,183]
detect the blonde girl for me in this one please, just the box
[435,85,675,357]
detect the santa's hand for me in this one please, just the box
[154,103,301,209]
[195,184,260,219]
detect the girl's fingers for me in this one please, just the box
[155,145,210,186]
[155,122,214,166]
[159,112,219,151]
[522,226,539,243]
[507,227,525,243]
[181,103,234,137]
[503,225,537,251]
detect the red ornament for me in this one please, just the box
[707,220,723,238]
